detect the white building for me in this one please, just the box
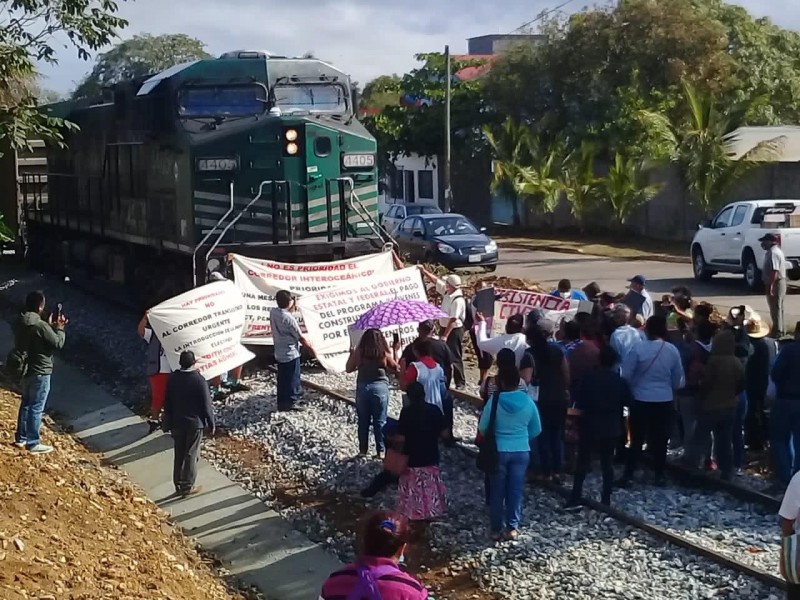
[379,153,440,213]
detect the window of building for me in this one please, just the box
[392,171,404,200]
[418,170,434,200]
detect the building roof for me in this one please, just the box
[467,34,544,41]
[726,126,800,162]
[452,55,496,82]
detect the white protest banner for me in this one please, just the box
[231,251,395,344]
[493,288,581,334]
[147,280,255,381]
[298,267,427,372]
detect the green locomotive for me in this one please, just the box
[22,50,381,307]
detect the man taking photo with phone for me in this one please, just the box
[12,291,67,454]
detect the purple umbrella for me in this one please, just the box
[353,299,447,330]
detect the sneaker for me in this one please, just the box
[12,441,26,449]
[213,390,228,401]
[563,500,583,512]
[28,444,54,455]
[147,420,160,434]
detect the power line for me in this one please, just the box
[509,0,578,34]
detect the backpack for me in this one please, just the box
[345,564,402,600]
[5,318,31,382]
[5,347,28,382]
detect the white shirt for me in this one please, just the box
[143,328,171,374]
[475,321,528,366]
[780,471,800,532]
[436,280,466,328]
[640,289,654,320]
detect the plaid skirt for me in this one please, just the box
[397,466,447,521]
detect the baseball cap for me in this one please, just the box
[758,233,778,243]
[628,275,647,286]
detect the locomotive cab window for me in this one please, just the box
[273,84,348,114]
[177,84,266,118]
[314,136,332,157]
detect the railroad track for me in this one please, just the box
[288,370,787,593]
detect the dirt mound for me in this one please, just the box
[0,387,247,600]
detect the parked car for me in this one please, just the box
[690,199,800,290]
[394,213,498,271]
[380,203,442,233]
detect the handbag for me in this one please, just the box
[383,447,409,476]
[782,533,800,584]
[476,390,501,474]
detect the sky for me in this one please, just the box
[36,0,800,95]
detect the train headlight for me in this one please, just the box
[286,142,299,156]
[285,128,299,142]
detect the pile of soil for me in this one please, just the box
[0,387,249,600]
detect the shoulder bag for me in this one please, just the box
[477,390,501,475]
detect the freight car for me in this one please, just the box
[21,50,383,309]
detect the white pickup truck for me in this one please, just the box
[691,199,800,290]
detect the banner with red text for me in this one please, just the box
[231,251,394,345]
[147,280,255,380]
[493,288,584,335]
[297,267,427,372]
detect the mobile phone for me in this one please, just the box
[392,332,400,346]
[54,303,63,320]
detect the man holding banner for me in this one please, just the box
[418,267,467,390]
[270,290,315,412]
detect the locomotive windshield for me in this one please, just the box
[273,83,348,114]
[177,84,266,118]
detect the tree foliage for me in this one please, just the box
[363,53,493,161]
[639,82,782,216]
[360,75,402,110]
[0,0,126,153]
[604,153,663,225]
[561,141,603,228]
[72,33,212,99]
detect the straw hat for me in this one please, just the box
[745,312,771,339]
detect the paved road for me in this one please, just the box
[495,248,800,325]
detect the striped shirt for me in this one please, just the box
[320,558,428,600]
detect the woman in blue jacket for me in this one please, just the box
[479,358,542,541]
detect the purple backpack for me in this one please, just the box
[346,564,401,600]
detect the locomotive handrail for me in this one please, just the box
[200,180,286,285]
[192,180,235,288]
[337,177,397,248]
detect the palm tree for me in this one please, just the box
[604,152,663,228]
[515,137,564,215]
[561,141,604,229]
[0,214,13,243]
[484,117,529,226]
[639,81,782,217]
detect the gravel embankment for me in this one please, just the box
[0,267,783,599]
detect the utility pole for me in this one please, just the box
[443,45,452,213]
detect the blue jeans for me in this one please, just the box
[356,381,389,454]
[16,374,51,449]
[537,424,564,476]
[489,451,530,533]
[733,392,748,470]
[771,397,800,484]
[276,358,301,408]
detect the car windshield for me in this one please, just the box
[425,216,478,235]
[407,205,442,215]
[178,85,266,118]
[273,84,348,114]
